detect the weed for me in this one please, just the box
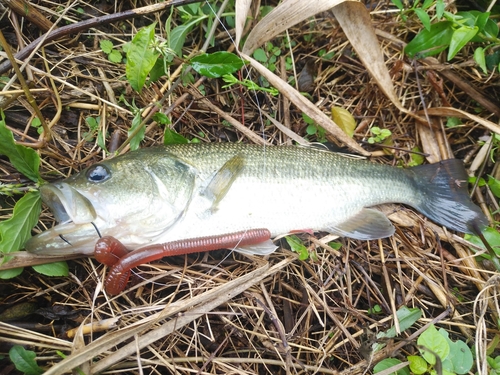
[367,126,392,144]
[100,40,123,63]
[393,0,500,73]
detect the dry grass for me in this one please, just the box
[0,0,499,374]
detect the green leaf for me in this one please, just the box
[488,176,500,198]
[169,18,203,57]
[421,0,434,10]
[446,116,462,128]
[190,52,245,78]
[446,339,473,374]
[108,49,122,63]
[408,355,428,374]
[9,345,43,375]
[378,306,422,340]
[436,0,445,19]
[253,48,268,63]
[128,111,145,151]
[465,227,500,255]
[32,261,69,276]
[164,127,188,145]
[409,147,424,166]
[285,235,309,260]
[480,18,499,40]
[100,40,113,54]
[0,111,41,183]
[391,0,404,10]
[149,57,166,83]
[418,325,450,366]
[373,358,410,375]
[448,26,478,60]
[0,267,23,279]
[405,21,454,58]
[0,191,41,256]
[414,8,431,31]
[126,23,160,92]
[331,106,356,137]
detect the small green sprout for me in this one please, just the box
[367,127,391,144]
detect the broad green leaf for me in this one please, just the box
[409,147,425,166]
[378,306,422,339]
[448,26,478,60]
[436,0,444,19]
[418,325,450,365]
[32,261,69,277]
[108,50,122,63]
[391,0,403,10]
[169,17,203,57]
[405,21,453,58]
[164,127,188,145]
[373,358,410,375]
[190,52,245,78]
[408,355,427,374]
[488,176,500,198]
[331,106,356,137]
[126,23,159,92]
[465,227,500,256]
[128,111,145,151]
[149,57,166,83]
[422,0,434,10]
[100,40,113,54]
[9,345,43,375]
[414,8,431,31]
[253,48,268,63]
[285,235,309,260]
[486,50,500,71]
[0,267,23,279]
[446,339,473,374]
[458,11,489,31]
[0,111,41,183]
[0,191,41,256]
[487,176,500,197]
[480,19,499,40]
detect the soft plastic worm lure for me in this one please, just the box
[94,228,272,295]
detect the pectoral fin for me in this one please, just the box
[328,208,395,240]
[202,154,245,211]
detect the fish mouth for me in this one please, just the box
[25,183,100,255]
[40,182,97,224]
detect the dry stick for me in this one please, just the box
[0,0,202,75]
[0,29,50,142]
[5,0,56,32]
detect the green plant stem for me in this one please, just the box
[0,29,51,143]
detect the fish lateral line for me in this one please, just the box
[95,228,272,295]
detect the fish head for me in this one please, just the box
[25,149,197,255]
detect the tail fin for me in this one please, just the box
[407,159,488,234]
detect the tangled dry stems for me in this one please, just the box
[0,0,499,374]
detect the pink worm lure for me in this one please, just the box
[94,229,272,295]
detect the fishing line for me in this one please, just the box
[91,222,102,238]
[59,234,72,246]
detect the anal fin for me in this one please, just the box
[233,239,277,256]
[328,208,395,240]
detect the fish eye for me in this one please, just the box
[86,164,111,183]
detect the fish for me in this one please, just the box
[25,143,488,256]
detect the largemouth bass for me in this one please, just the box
[25,143,488,255]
